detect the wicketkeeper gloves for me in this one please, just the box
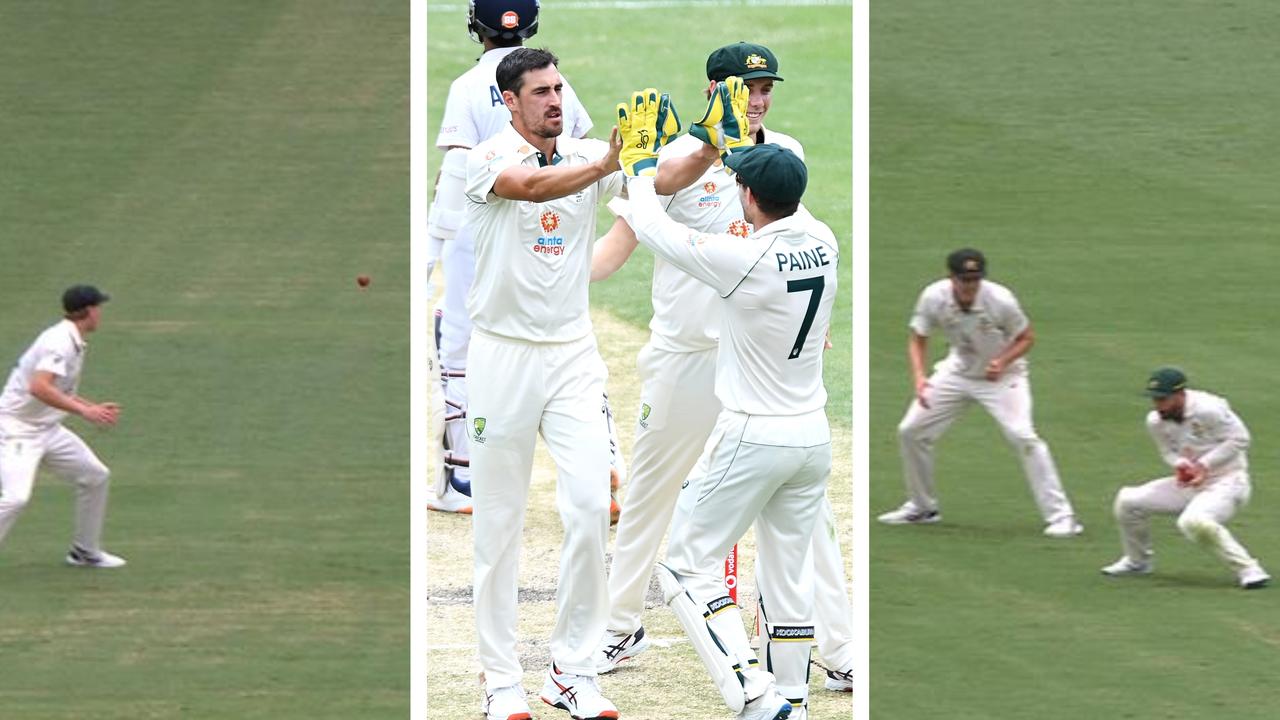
[616,88,681,176]
[689,75,752,156]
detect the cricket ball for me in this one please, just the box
[357,274,371,288]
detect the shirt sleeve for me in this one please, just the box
[436,79,480,150]
[622,175,759,295]
[1001,291,1031,337]
[1198,398,1251,470]
[1146,413,1183,467]
[465,144,525,204]
[908,289,935,336]
[32,339,71,378]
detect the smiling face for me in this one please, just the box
[504,64,564,140]
[744,77,774,135]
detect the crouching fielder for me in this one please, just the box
[1102,367,1270,589]
[616,89,837,720]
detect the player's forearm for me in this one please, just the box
[995,327,1035,366]
[907,334,929,383]
[623,176,721,289]
[1198,418,1250,470]
[591,216,639,282]
[653,145,719,195]
[498,160,616,203]
[29,377,90,416]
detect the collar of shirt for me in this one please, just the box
[60,318,86,352]
[750,212,805,239]
[477,46,521,67]
[495,123,556,166]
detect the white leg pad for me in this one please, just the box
[428,148,467,241]
[761,620,814,709]
[656,562,748,713]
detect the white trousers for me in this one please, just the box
[467,332,612,689]
[607,344,722,632]
[897,369,1074,523]
[666,409,831,708]
[0,424,112,553]
[1114,471,1258,573]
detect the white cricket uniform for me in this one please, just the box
[897,279,1075,524]
[1113,389,1262,574]
[465,123,623,688]
[606,130,853,676]
[434,48,592,489]
[622,175,837,707]
[0,320,113,553]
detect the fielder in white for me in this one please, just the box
[591,43,853,695]
[615,89,837,720]
[878,248,1083,537]
[0,285,126,568]
[428,0,594,515]
[464,47,625,720]
[1102,367,1270,589]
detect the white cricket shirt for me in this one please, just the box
[624,176,837,416]
[909,279,1030,379]
[0,320,86,433]
[1146,389,1250,477]
[465,124,624,343]
[648,129,804,353]
[435,48,592,150]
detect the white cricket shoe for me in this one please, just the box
[541,664,619,719]
[595,627,651,673]
[1043,517,1084,538]
[738,686,792,720]
[1100,556,1152,577]
[1239,564,1270,590]
[876,502,941,525]
[482,683,532,720]
[824,665,853,692]
[427,483,472,515]
[65,546,127,568]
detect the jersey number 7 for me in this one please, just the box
[787,276,824,360]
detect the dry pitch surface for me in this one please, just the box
[426,309,854,719]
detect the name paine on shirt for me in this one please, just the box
[776,244,832,272]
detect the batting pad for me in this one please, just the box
[762,621,814,708]
[428,147,467,241]
[656,562,748,713]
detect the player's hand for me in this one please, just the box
[617,89,660,176]
[914,377,931,409]
[1175,460,1207,487]
[985,357,1006,381]
[597,126,622,175]
[689,76,752,156]
[82,401,121,426]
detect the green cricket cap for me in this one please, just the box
[706,42,783,82]
[1146,366,1187,398]
[724,143,807,203]
[62,284,110,313]
[947,248,986,277]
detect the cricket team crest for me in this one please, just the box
[727,219,750,238]
[745,53,769,69]
[638,403,652,429]
[473,417,487,443]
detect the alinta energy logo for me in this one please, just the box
[727,220,750,238]
[703,181,717,195]
[534,210,565,256]
[697,182,720,209]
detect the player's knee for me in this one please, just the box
[897,418,923,444]
[1176,512,1217,542]
[1002,429,1040,452]
[79,463,111,488]
[1113,487,1140,517]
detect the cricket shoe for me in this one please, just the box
[427,483,472,514]
[823,665,853,692]
[876,502,940,525]
[1239,564,1270,590]
[1043,516,1084,538]
[1100,556,1152,577]
[609,467,622,526]
[482,683,532,720]
[738,686,792,720]
[595,627,651,673]
[541,663,619,719]
[65,545,127,568]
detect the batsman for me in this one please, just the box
[611,87,837,720]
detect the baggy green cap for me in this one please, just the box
[1146,367,1187,398]
[706,42,783,82]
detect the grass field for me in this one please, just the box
[871,2,1280,717]
[0,3,408,718]
[425,1,853,717]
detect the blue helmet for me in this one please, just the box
[468,0,540,42]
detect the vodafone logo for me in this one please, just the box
[540,210,561,234]
[501,11,519,29]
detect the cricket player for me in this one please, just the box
[427,0,594,515]
[1102,367,1270,589]
[878,248,1083,537]
[592,43,853,695]
[464,47,624,720]
[0,285,125,568]
[615,89,838,720]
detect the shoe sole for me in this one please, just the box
[541,698,618,720]
[427,503,472,515]
[1242,578,1270,590]
[877,514,941,525]
[824,680,853,692]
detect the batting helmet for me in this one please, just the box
[468,0,540,43]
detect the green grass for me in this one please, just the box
[872,1,1280,717]
[0,3,407,718]
[426,3,853,426]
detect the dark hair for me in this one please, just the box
[736,178,800,218]
[496,47,558,96]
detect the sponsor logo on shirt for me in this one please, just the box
[696,190,721,209]
[473,417,487,443]
[540,210,560,234]
[727,220,750,238]
[534,211,566,255]
[703,181,717,194]
[501,11,520,29]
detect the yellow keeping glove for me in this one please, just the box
[689,75,751,156]
[617,89,681,176]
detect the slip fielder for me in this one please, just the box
[1102,367,1270,589]
[878,248,1083,537]
[464,47,624,720]
[615,88,838,720]
[0,285,126,568]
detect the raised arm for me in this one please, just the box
[492,128,621,203]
